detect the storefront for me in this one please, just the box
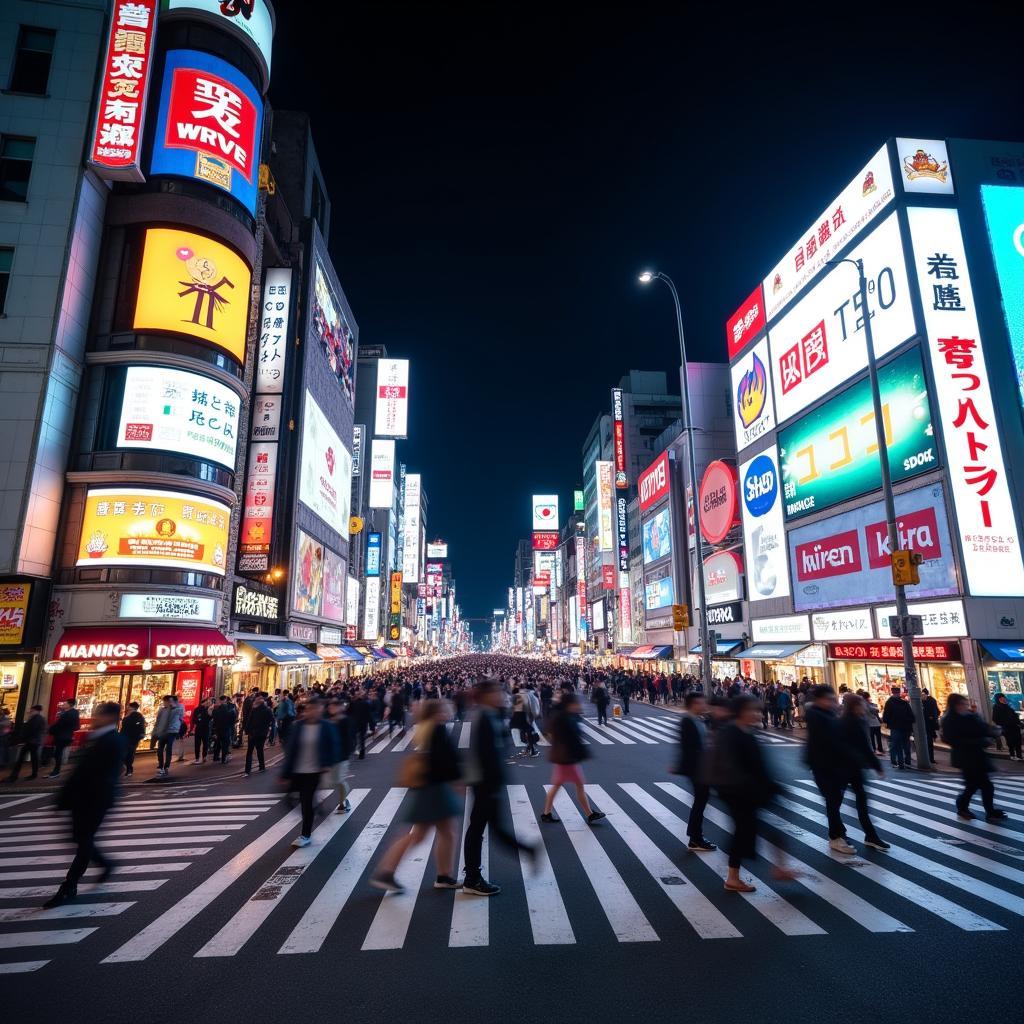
[827,641,967,709]
[311,645,364,684]
[234,639,323,693]
[689,639,744,681]
[978,641,1024,711]
[0,576,50,724]
[734,642,826,686]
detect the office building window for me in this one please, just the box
[0,248,12,314]
[0,137,35,201]
[9,27,55,95]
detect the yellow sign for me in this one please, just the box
[0,583,31,646]
[390,571,403,615]
[133,227,251,364]
[77,487,231,576]
[349,516,364,535]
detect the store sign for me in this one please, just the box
[532,494,559,530]
[133,227,250,364]
[288,622,316,643]
[320,626,342,645]
[597,461,614,551]
[731,336,775,453]
[811,609,873,641]
[574,489,585,512]
[346,577,359,627]
[752,614,811,643]
[532,532,559,551]
[87,1,158,182]
[77,487,229,575]
[120,593,215,622]
[769,214,916,424]
[699,461,739,544]
[644,565,674,612]
[703,550,743,605]
[908,206,1024,597]
[764,143,894,321]
[298,391,352,534]
[980,185,1024,412]
[592,598,606,632]
[601,565,615,590]
[568,594,578,645]
[426,542,447,559]
[401,474,421,582]
[788,483,959,611]
[726,284,766,360]
[150,49,263,216]
[779,346,936,521]
[575,535,587,631]
[366,532,382,577]
[322,548,346,623]
[256,268,290,394]
[619,573,632,643]
[364,439,393,510]
[616,496,629,573]
[390,571,403,615]
[161,0,274,82]
[249,395,280,443]
[232,584,278,621]
[363,575,381,639]
[875,599,968,639]
[706,601,743,627]
[238,442,277,571]
[117,366,239,469]
[351,425,364,476]
[896,138,954,196]
[828,641,961,663]
[0,584,31,645]
[638,451,670,512]
[374,358,410,438]
[611,388,627,488]
[739,447,790,601]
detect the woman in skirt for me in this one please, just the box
[371,699,462,893]
[540,693,605,825]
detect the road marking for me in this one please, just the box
[368,732,394,754]
[576,721,614,745]
[362,827,436,950]
[457,722,472,749]
[0,927,97,948]
[0,835,230,854]
[0,901,134,922]
[0,960,49,973]
[0,816,259,832]
[0,863,190,881]
[392,729,416,753]
[600,720,657,744]
[450,793,488,947]
[0,879,166,899]
[871,779,1024,837]
[0,847,212,867]
[616,717,676,741]
[0,795,48,811]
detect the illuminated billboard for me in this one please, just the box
[160,0,274,84]
[309,224,356,406]
[642,506,671,565]
[426,542,448,559]
[532,495,559,530]
[731,336,775,453]
[369,439,396,509]
[374,358,410,438]
[298,390,352,536]
[611,388,627,488]
[238,442,276,569]
[366,532,382,577]
[401,474,421,581]
[293,529,324,616]
[596,461,614,551]
[739,446,789,602]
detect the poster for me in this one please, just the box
[293,530,324,616]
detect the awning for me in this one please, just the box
[239,639,321,664]
[317,646,346,661]
[370,647,396,660]
[979,640,1024,663]
[734,642,809,661]
[616,646,638,657]
[689,639,744,656]
[54,625,235,663]
[627,644,673,660]
[339,645,366,663]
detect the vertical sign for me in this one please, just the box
[374,359,410,438]
[575,535,588,637]
[574,489,585,512]
[363,575,380,640]
[597,461,614,551]
[390,571,403,615]
[611,389,627,488]
[368,439,396,508]
[402,473,422,583]
[618,571,632,645]
[907,206,1024,596]
[87,1,158,182]
[616,495,629,572]
[351,424,364,476]
[256,269,290,393]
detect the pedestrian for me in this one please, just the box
[275,690,296,745]
[371,699,462,893]
[942,693,1007,823]
[244,694,274,775]
[461,680,537,895]
[921,688,940,764]
[280,698,340,847]
[153,694,183,777]
[882,685,915,769]
[5,704,45,781]
[349,691,373,759]
[674,692,716,852]
[191,698,212,764]
[592,680,610,726]
[327,698,356,813]
[42,701,123,908]
[861,690,884,754]
[119,701,147,776]
[805,685,859,855]
[992,693,1023,761]
[175,696,187,761]
[211,695,236,764]
[540,693,606,825]
[617,677,631,717]
[838,693,890,850]
[46,698,80,778]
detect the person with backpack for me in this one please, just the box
[539,693,605,825]
[119,701,147,776]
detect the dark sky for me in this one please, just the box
[270,6,1024,629]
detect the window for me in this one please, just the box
[9,27,55,95]
[0,137,35,202]
[311,178,328,234]
[0,248,11,313]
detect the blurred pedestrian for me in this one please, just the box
[839,693,890,851]
[805,685,859,855]
[922,688,940,764]
[882,686,915,769]
[275,690,296,745]
[6,704,45,782]
[119,701,146,777]
[244,694,274,775]
[327,698,357,813]
[942,693,1007,822]
[281,698,341,847]
[860,690,884,754]
[992,693,1022,761]
[592,679,610,726]
[675,692,716,852]
[540,693,605,825]
[211,694,236,764]
[46,698,79,778]
[152,695,182,777]
[191,697,212,764]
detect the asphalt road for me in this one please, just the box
[2,705,1022,1024]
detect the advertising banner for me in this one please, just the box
[77,487,229,575]
[768,214,916,424]
[322,548,346,623]
[726,284,767,359]
[896,138,954,196]
[532,495,559,531]
[310,226,356,406]
[875,598,968,639]
[250,395,280,442]
[616,495,629,573]
[346,577,360,627]
[123,592,217,622]
[706,601,743,627]
[907,206,1024,596]
[699,461,739,544]
[574,490,585,512]
[532,532,559,551]
[149,49,263,216]
[779,347,936,521]
[612,388,627,488]
[575,535,587,631]
[160,0,274,82]
[739,446,790,601]
[366,532,382,577]
[638,451,670,512]
[731,336,775,453]
[293,530,324,616]
[401,474,421,582]
[256,268,290,393]
[788,482,959,611]
[601,565,615,590]
[238,442,276,570]
[351,425,364,476]
[597,461,614,551]
[703,550,743,605]
[751,614,811,643]
[231,586,277,622]
[299,390,352,534]
[811,609,874,641]
[133,227,250,363]
[374,358,410,438]
[426,542,447,559]
[592,598,605,632]
[390,571,403,615]
[0,583,30,645]
[644,564,674,612]
[363,575,381,640]
[642,505,671,565]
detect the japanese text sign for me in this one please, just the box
[726,284,766,359]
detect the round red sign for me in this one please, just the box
[699,460,739,545]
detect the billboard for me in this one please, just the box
[532,532,559,552]
[401,473,421,582]
[426,542,448,559]
[346,577,360,627]
[644,564,674,612]
[149,49,263,216]
[133,227,250,363]
[596,461,614,551]
[293,530,324,616]
[875,598,968,639]
[390,571,403,615]
[366,532,382,577]
[322,548,346,623]
[788,483,959,611]
[703,550,743,605]
[731,336,775,454]
[574,489,585,512]
[616,495,629,573]
[907,206,1024,597]
[699,461,739,544]
[768,214,916,425]
[309,225,356,406]
[779,347,936,521]
[160,0,274,83]
[363,575,381,639]
[532,495,559,530]
[739,446,790,602]
[726,284,766,359]
[256,268,291,393]
[612,388,627,488]
[763,143,894,320]
[116,365,239,469]
[374,358,410,438]
[642,505,671,564]
[299,390,352,535]
[896,138,954,196]
[351,425,364,476]
[238,442,276,568]
[369,439,396,510]
[638,451,670,512]
[0,583,30,646]
[77,487,229,575]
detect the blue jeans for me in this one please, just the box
[889,728,912,767]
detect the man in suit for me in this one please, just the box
[46,698,80,778]
[44,701,123,908]
[677,692,716,852]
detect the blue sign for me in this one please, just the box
[642,506,672,564]
[743,454,778,518]
[366,533,382,577]
[981,185,1024,411]
[149,49,264,217]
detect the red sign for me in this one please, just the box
[794,528,863,582]
[601,565,615,590]
[638,452,670,512]
[532,531,560,551]
[699,460,739,544]
[612,388,627,488]
[864,507,942,569]
[54,626,234,662]
[828,641,961,663]
[87,1,158,182]
[726,285,766,360]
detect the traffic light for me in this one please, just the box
[891,549,923,587]
[672,604,689,630]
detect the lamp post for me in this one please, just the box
[639,270,713,696]
[829,257,932,770]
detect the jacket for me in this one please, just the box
[941,710,992,772]
[49,708,80,744]
[334,715,357,761]
[423,722,461,784]
[18,712,46,746]
[592,685,609,707]
[803,703,845,775]
[153,704,175,739]
[119,710,147,746]
[281,720,341,777]
[547,711,588,765]
[992,702,1022,739]
[57,727,122,815]
[882,696,915,731]
[211,702,237,734]
[245,703,274,739]
[708,722,778,806]
[464,708,507,788]
[839,714,882,773]
[676,713,706,779]
[191,704,212,736]
[275,696,296,721]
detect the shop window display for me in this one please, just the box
[0,662,24,718]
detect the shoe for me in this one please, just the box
[688,838,717,852]
[829,838,857,855]
[863,837,892,851]
[258,767,266,773]
[462,876,500,896]
[96,863,113,884]
[986,810,1008,822]
[540,813,559,824]
[587,811,606,824]
[43,884,77,908]
[370,870,404,893]
[243,771,251,777]
[530,750,541,757]
[343,798,351,812]
[46,771,59,778]
[291,835,311,848]
[724,879,756,893]
[434,875,461,889]
[956,808,974,821]
[192,760,200,765]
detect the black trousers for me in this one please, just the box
[292,772,320,837]
[596,704,608,725]
[194,731,209,761]
[958,766,995,814]
[245,736,266,772]
[51,741,71,773]
[812,770,846,840]
[212,732,232,762]
[620,695,629,716]
[8,743,39,780]
[686,779,710,840]
[463,784,529,877]
[847,772,881,842]
[723,797,758,869]
[123,741,139,773]
[65,807,111,889]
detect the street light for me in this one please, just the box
[828,256,932,770]
[638,269,713,696]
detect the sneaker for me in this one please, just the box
[530,750,541,757]
[258,767,266,773]
[986,810,1008,822]
[343,798,351,812]
[46,771,59,778]
[291,835,311,848]
[688,838,718,853]
[540,812,559,824]
[586,811,606,824]
[956,809,974,821]
[243,771,251,777]
[829,837,857,855]
[370,870,404,893]
[434,875,461,889]
[863,837,892,851]
[192,759,200,765]
[462,876,500,896]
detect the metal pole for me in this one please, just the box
[657,273,712,696]
[856,259,932,770]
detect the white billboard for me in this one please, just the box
[298,390,352,535]
[346,576,360,627]
[374,358,410,438]
[256,268,291,393]
[117,366,239,469]
[532,494,559,531]
[596,461,614,551]
[368,438,396,509]
[875,598,967,639]
[426,542,448,559]
[163,0,274,79]
[362,575,380,640]
[402,473,422,583]
[907,206,1024,597]
[739,446,790,602]
[811,609,874,641]
[768,213,916,424]
[751,614,811,643]
[731,335,775,453]
[896,138,954,196]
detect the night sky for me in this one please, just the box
[270,6,1024,630]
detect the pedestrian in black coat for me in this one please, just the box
[675,692,716,851]
[119,702,147,776]
[6,704,45,781]
[211,696,237,763]
[992,694,1023,760]
[191,699,213,764]
[244,695,274,774]
[47,699,80,777]
[942,694,1006,822]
